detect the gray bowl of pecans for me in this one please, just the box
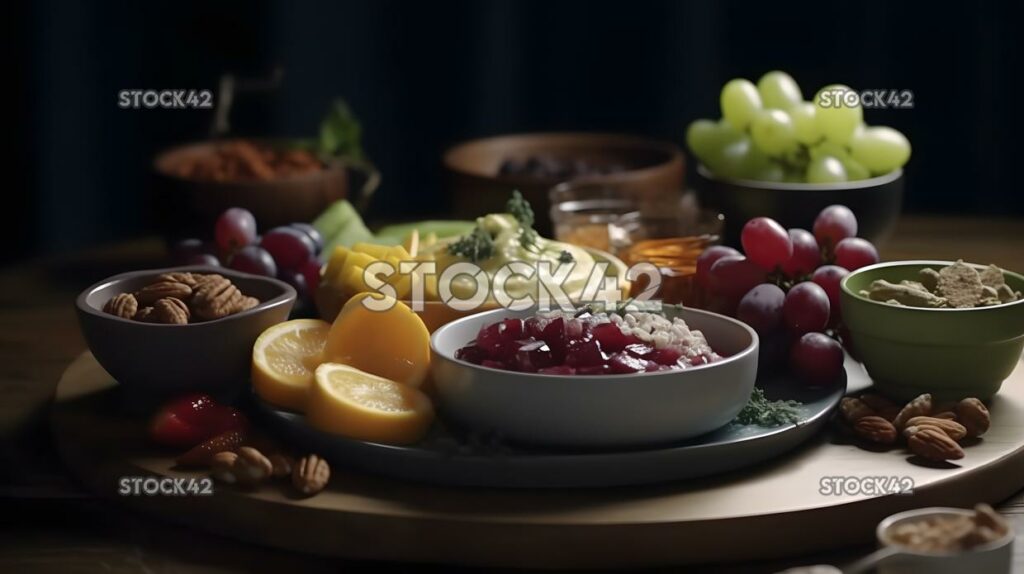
[76,266,295,410]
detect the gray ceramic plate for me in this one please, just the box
[251,357,866,488]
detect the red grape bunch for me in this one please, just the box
[695,205,879,385]
[170,207,323,314]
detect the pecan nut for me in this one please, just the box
[893,393,933,430]
[156,271,202,287]
[955,398,990,438]
[133,306,156,322]
[136,280,193,305]
[191,276,243,321]
[907,427,965,461]
[292,454,330,496]
[103,293,138,319]
[903,416,968,441]
[152,297,190,324]
[853,415,898,444]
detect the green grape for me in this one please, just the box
[749,160,785,182]
[782,165,805,183]
[706,136,776,180]
[809,140,850,162]
[849,126,912,174]
[687,119,744,168]
[757,71,803,110]
[806,156,848,184]
[788,102,822,145]
[750,109,798,157]
[840,157,870,180]
[721,79,762,131]
[814,84,863,145]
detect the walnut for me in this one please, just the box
[893,394,932,430]
[292,454,330,496]
[136,280,193,305]
[907,427,965,461]
[955,398,990,438]
[152,297,190,324]
[853,416,898,444]
[103,293,138,319]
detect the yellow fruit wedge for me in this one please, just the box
[324,292,431,387]
[252,319,331,412]
[307,363,434,444]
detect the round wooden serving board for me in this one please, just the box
[52,352,1024,569]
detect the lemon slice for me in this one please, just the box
[252,319,331,412]
[324,292,431,387]
[307,363,434,444]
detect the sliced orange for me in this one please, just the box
[252,319,331,412]
[323,292,431,388]
[307,363,434,444]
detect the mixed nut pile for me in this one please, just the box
[860,260,1020,308]
[839,393,990,462]
[103,272,259,324]
[887,504,1010,552]
[172,140,324,182]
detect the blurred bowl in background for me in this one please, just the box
[694,165,903,247]
[153,139,350,239]
[443,133,685,236]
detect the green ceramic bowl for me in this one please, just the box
[841,260,1024,401]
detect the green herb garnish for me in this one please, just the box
[446,226,495,262]
[506,190,540,252]
[558,250,575,263]
[734,388,802,426]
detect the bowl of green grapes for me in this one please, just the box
[688,71,909,247]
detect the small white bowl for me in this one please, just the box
[874,507,1015,574]
[429,306,758,448]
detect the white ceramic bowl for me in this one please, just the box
[429,306,758,448]
[874,507,1014,574]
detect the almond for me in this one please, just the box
[955,398,990,438]
[210,451,239,484]
[893,393,932,430]
[907,427,965,461]
[853,415,898,444]
[840,397,875,423]
[903,416,967,441]
[234,446,273,486]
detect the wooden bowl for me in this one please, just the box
[152,139,348,238]
[443,133,685,236]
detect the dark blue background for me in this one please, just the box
[10,0,1020,263]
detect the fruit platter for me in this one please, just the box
[51,71,1024,569]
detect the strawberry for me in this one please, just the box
[149,394,249,449]
[149,411,209,448]
[176,429,247,467]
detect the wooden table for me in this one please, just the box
[2,215,1023,573]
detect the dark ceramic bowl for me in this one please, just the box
[76,266,296,410]
[693,165,903,248]
[443,133,685,236]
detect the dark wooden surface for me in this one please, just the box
[1,215,1023,573]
